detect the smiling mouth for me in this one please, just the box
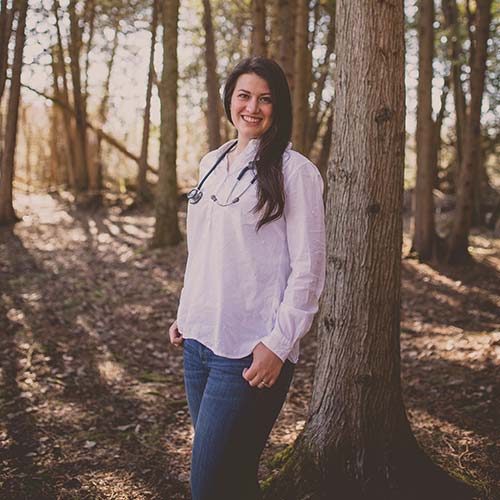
[241,115,262,124]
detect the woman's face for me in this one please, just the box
[230,72,273,143]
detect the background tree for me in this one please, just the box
[202,0,222,151]
[412,0,438,262]
[0,0,28,225]
[152,0,182,247]
[137,0,159,203]
[446,0,493,263]
[250,0,266,56]
[263,1,476,498]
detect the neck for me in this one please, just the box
[234,136,256,155]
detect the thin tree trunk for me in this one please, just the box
[279,0,296,93]
[442,0,467,184]
[263,1,476,498]
[152,0,181,247]
[446,0,492,264]
[98,17,119,125]
[82,0,95,118]
[0,0,28,226]
[202,0,222,151]
[0,0,15,103]
[53,0,77,189]
[268,0,281,59]
[412,0,437,262]
[433,74,449,189]
[291,0,308,152]
[317,108,332,201]
[306,4,335,155]
[250,0,266,56]
[68,0,89,193]
[137,0,158,202]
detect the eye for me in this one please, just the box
[259,96,272,104]
[238,93,249,99]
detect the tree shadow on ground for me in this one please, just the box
[0,227,190,499]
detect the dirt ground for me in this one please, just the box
[1,191,499,500]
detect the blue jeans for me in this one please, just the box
[182,338,295,500]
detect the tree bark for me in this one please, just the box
[268,0,281,59]
[251,0,267,56]
[202,0,222,151]
[291,0,308,153]
[68,0,89,193]
[152,0,182,247]
[0,0,27,226]
[53,0,77,189]
[137,0,158,202]
[279,0,296,93]
[263,1,476,498]
[442,0,467,184]
[446,0,492,264]
[0,0,15,103]
[412,0,438,262]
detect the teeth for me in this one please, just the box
[242,116,260,123]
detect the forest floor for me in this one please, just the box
[0,190,499,500]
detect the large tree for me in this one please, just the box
[264,1,475,498]
[0,1,28,226]
[152,0,182,247]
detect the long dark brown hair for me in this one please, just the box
[223,57,292,230]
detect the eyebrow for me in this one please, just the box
[237,88,271,96]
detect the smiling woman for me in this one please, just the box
[168,57,326,500]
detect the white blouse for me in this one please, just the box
[176,138,326,364]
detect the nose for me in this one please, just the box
[245,97,259,114]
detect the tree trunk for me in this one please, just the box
[412,0,437,262]
[137,0,158,202]
[268,0,281,59]
[0,0,27,226]
[82,0,95,118]
[152,0,182,247]
[263,1,476,498]
[306,3,335,156]
[98,17,119,125]
[0,0,15,103]
[202,0,222,151]
[291,0,308,153]
[446,0,492,264]
[317,109,332,202]
[433,74,449,189]
[279,0,296,93]
[442,0,467,186]
[53,0,77,189]
[68,0,89,193]
[251,0,267,56]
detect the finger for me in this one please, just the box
[249,372,268,387]
[242,364,256,382]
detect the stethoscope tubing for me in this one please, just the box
[197,140,238,191]
[188,140,257,205]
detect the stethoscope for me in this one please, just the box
[187,140,258,206]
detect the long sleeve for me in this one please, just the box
[260,162,326,362]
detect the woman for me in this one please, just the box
[169,57,326,500]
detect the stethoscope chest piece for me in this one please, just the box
[187,188,203,204]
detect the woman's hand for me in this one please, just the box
[242,342,283,389]
[168,319,184,347]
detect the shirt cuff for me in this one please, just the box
[260,332,292,363]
